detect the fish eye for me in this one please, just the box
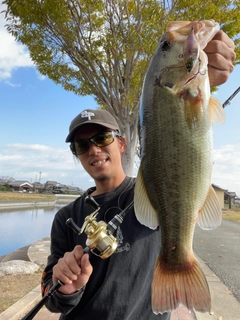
[178,54,183,58]
[161,41,170,51]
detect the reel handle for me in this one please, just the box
[66,218,81,235]
[84,195,99,210]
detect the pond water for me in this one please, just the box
[0,206,60,257]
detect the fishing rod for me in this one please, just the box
[222,86,240,108]
[21,196,134,320]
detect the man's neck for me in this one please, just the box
[91,174,126,196]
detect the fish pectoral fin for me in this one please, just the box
[209,96,226,124]
[197,185,222,230]
[134,166,159,230]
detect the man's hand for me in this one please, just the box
[205,30,236,87]
[52,245,93,295]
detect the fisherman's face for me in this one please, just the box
[74,124,125,183]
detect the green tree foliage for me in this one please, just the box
[0,183,13,192]
[3,0,240,174]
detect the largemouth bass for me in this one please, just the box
[134,20,226,315]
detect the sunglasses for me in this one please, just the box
[70,131,122,155]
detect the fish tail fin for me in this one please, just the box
[152,254,211,314]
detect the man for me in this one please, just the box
[41,30,235,319]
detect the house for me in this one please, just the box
[44,181,58,193]
[65,185,82,194]
[33,182,44,193]
[9,180,34,193]
[52,183,67,194]
[224,191,238,209]
[52,184,82,194]
[212,184,227,209]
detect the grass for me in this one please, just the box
[222,210,240,223]
[0,192,55,202]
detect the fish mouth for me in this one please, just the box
[184,74,197,86]
[163,73,197,89]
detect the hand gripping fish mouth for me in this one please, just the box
[134,20,226,315]
[156,20,215,90]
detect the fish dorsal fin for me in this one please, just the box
[134,166,159,230]
[197,185,222,230]
[209,96,226,124]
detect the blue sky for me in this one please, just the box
[0,4,240,195]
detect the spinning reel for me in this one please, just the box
[66,195,119,259]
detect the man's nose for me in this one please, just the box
[88,141,101,155]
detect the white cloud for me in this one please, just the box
[0,4,34,81]
[0,143,94,190]
[212,143,240,197]
[1,141,239,196]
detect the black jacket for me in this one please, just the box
[42,176,170,320]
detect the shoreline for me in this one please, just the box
[0,194,79,210]
[0,201,56,210]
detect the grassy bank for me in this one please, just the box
[0,192,55,202]
[222,210,240,223]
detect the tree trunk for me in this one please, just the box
[119,117,139,176]
[122,137,138,176]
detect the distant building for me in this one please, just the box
[213,184,239,209]
[1,176,83,195]
[52,183,67,194]
[52,183,81,194]
[224,191,238,209]
[44,181,58,193]
[33,182,44,193]
[212,184,227,209]
[65,185,82,194]
[9,180,33,193]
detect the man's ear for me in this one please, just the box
[119,136,127,153]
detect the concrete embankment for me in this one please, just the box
[0,194,79,210]
[0,201,56,209]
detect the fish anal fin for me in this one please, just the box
[152,254,211,314]
[134,166,159,230]
[209,96,226,124]
[197,185,222,230]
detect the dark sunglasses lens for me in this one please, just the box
[73,132,115,155]
[74,140,89,155]
[92,132,114,146]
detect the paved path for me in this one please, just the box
[194,219,240,303]
[1,236,240,320]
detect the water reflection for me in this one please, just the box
[0,206,60,256]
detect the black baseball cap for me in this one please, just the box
[65,109,120,142]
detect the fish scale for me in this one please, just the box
[134,20,225,315]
